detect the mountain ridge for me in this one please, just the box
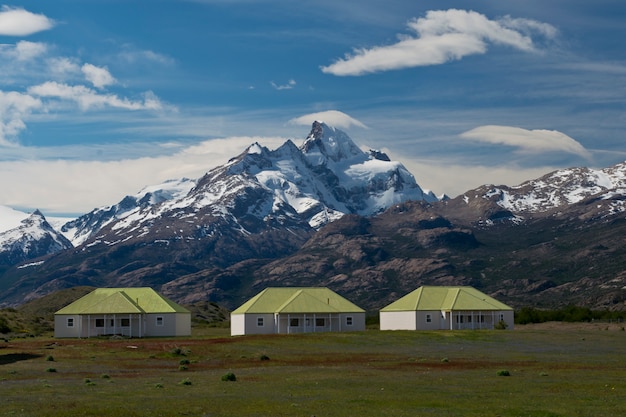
[1,123,626,311]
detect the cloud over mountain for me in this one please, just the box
[460,125,591,158]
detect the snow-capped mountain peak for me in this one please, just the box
[301,121,363,165]
[0,210,73,265]
[56,122,439,251]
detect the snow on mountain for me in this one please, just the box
[61,178,196,246]
[460,162,626,220]
[70,122,439,249]
[0,210,73,265]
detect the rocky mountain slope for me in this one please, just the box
[2,124,626,311]
[0,210,72,267]
[0,122,437,306]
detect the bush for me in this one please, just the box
[497,370,511,376]
[170,346,190,356]
[0,316,10,334]
[45,368,56,373]
[179,378,192,386]
[45,355,54,362]
[179,365,188,371]
[221,372,237,382]
[494,320,508,330]
[259,354,270,361]
[179,359,190,366]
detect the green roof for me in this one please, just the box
[231,287,365,314]
[55,288,190,315]
[380,286,512,312]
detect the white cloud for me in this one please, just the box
[459,125,591,158]
[28,82,164,111]
[81,63,117,89]
[118,47,175,65]
[0,40,48,61]
[0,6,55,36]
[0,90,42,146]
[14,40,48,60]
[46,57,82,78]
[321,9,557,76]
[0,136,288,215]
[288,110,368,129]
[271,79,296,90]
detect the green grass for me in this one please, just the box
[1,325,625,416]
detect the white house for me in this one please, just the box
[380,286,514,331]
[54,287,191,338]
[230,287,366,336]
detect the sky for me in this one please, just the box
[1,0,626,217]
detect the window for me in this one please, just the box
[95,319,104,328]
[121,318,130,327]
[67,318,74,328]
[346,316,353,326]
[110,319,115,327]
[257,317,264,327]
[316,318,325,327]
[499,314,505,322]
[290,318,300,327]
[426,314,432,323]
[156,316,164,326]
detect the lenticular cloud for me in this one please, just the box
[321,9,557,76]
[460,125,591,159]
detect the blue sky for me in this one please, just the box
[1,0,626,216]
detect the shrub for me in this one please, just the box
[45,355,54,362]
[45,368,56,373]
[179,359,190,366]
[100,374,110,379]
[221,372,237,382]
[155,383,164,389]
[171,346,190,356]
[259,354,270,361]
[497,370,511,376]
[441,357,449,363]
[179,378,192,386]
[179,365,188,371]
[495,320,508,330]
[0,316,10,334]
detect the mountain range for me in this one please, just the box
[1,122,625,312]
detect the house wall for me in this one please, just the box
[231,312,366,335]
[379,311,417,330]
[381,310,515,331]
[54,315,80,338]
[447,310,515,330]
[174,313,192,336]
[230,313,275,336]
[55,313,191,338]
[276,313,365,334]
[143,313,190,337]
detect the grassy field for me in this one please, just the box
[1,323,625,417]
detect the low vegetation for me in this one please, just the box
[516,305,626,324]
[1,325,625,416]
